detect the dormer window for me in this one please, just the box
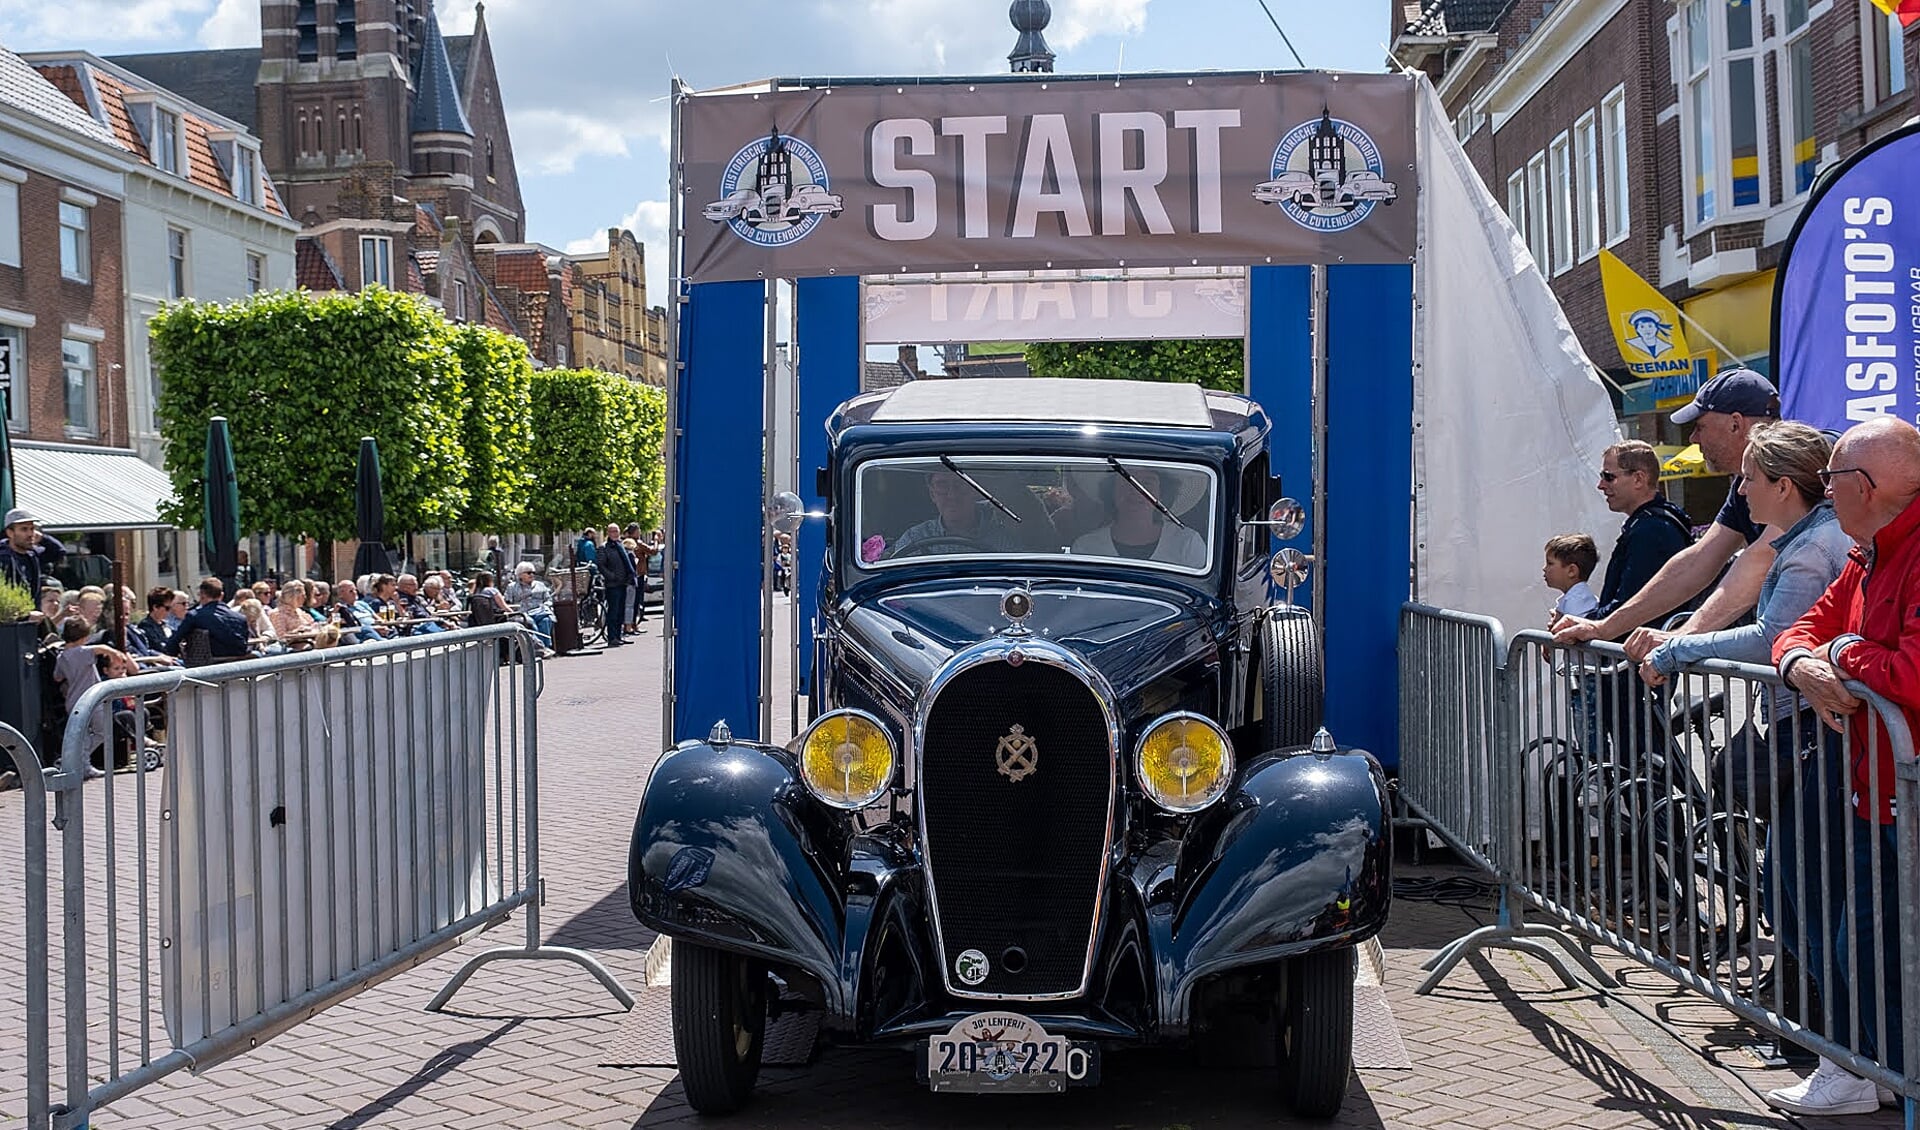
[233,145,260,206]
[209,130,265,208]
[154,108,181,173]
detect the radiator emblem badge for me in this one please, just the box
[995,724,1039,782]
[956,948,990,985]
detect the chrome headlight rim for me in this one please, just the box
[1133,710,1236,815]
[799,707,898,811]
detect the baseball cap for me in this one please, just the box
[2,507,37,529]
[1670,368,1780,425]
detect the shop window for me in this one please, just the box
[1602,87,1629,244]
[62,337,96,437]
[1574,111,1599,261]
[59,201,89,282]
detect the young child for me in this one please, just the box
[1543,533,1600,623]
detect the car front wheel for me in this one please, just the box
[670,941,769,1114]
[1276,945,1355,1119]
[1259,608,1325,751]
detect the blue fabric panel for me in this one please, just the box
[794,276,862,694]
[672,280,766,743]
[1323,264,1413,768]
[1244,266,1315,609]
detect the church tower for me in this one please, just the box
[407,8,475,220]
[254,0,467,225]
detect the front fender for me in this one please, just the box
[628,740,850,1012]
[1145,749,1391,1028]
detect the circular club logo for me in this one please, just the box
[703,129,844,248]
[954,948,990,986]
[1252,110,1398,234]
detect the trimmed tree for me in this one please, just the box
[452,325,536,531]
[1024,340,1246,392]
[528,369,658,533]
[151,287,470,542]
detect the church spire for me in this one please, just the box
[1009,0,1055,73]
[410,3,472,136]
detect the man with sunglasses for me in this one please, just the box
[1766,416,1920,1116]
[1557,368,1783,649]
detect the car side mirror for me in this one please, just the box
[1242,497,1306,540]
[769,491,828,537]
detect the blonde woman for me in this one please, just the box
[237,597,284,655]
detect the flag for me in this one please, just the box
[1774,122,1920,432]
[1598,249,1693,379]
[1869,0,1920,27]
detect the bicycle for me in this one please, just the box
[573,574,607,647]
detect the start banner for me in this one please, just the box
[1774,122,1920,432]
[678,72,1418,283]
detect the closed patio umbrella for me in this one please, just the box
[351,436,389,579]
[202,417,241,589]
[0,418,14,514]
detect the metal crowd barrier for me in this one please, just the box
[9,624,630,1130]
[1400,602,1919,1109]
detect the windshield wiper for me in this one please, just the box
[940,455,1022,523]
[1108,457,1187,528]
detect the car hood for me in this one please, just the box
[837,579,1223,713]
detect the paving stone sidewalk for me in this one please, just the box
[0,612,1903,1128]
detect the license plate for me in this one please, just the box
[923,1013,1098,1093]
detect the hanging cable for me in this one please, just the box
[1255,0,1309,69]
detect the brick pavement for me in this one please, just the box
[0,606,1904,1128]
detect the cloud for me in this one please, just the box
[566,200,671,301]
[511,108,634,175]
[0,0,214,46]
[196,0,255,48]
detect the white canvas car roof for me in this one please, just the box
[870,378,1214,428]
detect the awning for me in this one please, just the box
[12,441,179,531]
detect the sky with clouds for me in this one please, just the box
[0,0,1390,304]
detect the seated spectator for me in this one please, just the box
[505,563,556,653]
[469,571,514,624]
[330,579,390,643]
[163,578,253,664]
[135,587,173,653]
[249,580,276,608]
[367,574,401,623]
[421,574,452,614]
[75,586,107,628]
[51,590,85,633]
[1542,534,1599,622]
[164,590,188,634]
[53,618,139,776]
[270,583,337,650]
[390,574,438,633]
[236,597,283,655]
[434,570,462,611]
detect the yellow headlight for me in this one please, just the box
[799,710,896,809]
[1136,713,1234,813]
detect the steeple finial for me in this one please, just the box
[1009,0,1055,73]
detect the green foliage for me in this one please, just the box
[528,370,666,532]
[152,287,469,541]
[451,325,535,530]
[0,581,33,622]
[1024,340,1247,392]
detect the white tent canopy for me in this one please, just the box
[1411,80,1624,637]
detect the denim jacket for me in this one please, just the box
[1648,502,1853,716]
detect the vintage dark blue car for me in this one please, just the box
[629,377,1391,1118]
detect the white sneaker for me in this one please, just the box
[1764,1057,1883,1116]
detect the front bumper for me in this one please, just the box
[629,739,1390,1043]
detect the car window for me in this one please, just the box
[853,455,1217,575]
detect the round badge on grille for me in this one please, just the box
[955,948,991,986]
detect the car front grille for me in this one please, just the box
[920,658,1112,998]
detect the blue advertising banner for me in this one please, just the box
[1773,123,1920,432]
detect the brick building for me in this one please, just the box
[566,228,669,387]
[1394,0,1916,453]
[0,44,179,585]
[109,0,534,341]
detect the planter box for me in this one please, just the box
[0,619,45,765]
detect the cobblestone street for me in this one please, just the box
[0,612,1902,1128]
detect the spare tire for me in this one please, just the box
[1259,607,1325,752]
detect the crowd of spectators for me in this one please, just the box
[1541,370,1918,1118]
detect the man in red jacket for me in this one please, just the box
[1768,416,1920,1116]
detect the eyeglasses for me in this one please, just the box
[1599,470,1626,482]
[1817,466,1877,490]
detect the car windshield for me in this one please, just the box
[854,455,1218,575]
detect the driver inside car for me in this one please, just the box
[888,468,1023,557]
[1072,466,1208,569]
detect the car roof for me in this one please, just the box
[868,378,1215,429]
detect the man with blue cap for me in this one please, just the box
[0,508,66,614]
[1556,367,1786,652]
